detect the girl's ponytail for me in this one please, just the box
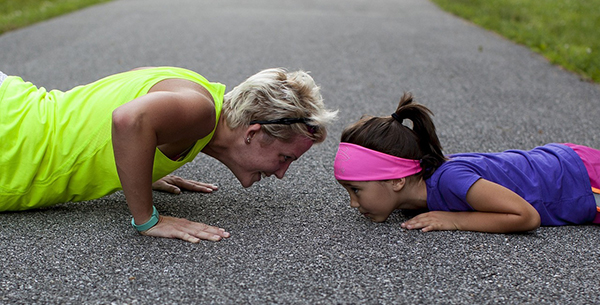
[340,92,446,180]
[392,93,446,179]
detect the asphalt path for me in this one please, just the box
[2,0,600,304]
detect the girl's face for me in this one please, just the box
[337,180,399,222]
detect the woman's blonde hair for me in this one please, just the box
[222,68,337,143]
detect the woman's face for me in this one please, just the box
[233,133,314,188]
[337,180,399,222]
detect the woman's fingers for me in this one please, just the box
[152,175,218,193]
[176,179,219,192]
[151,179,181,194]
[142,216,230,243]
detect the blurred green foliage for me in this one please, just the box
[0,0,111,35]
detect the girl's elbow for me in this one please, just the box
[524,211,541,231]
[509,210,541,233]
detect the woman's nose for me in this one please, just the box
[274,162,291,179]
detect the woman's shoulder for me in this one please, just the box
[128,66,208,82]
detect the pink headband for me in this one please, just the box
[334,142,422,181]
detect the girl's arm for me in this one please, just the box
[112,88,229,242]
[401,179,541,233]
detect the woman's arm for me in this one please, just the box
[401,179,541,233]
[112,88,229,242]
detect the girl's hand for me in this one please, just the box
[142,215,230,243]
[152,175,219,194]
[401,211,460,232]
[402,179,541,233]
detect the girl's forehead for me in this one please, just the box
[338,180,372,187]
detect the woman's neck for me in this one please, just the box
[202,116,237,163]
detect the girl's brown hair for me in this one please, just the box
[340,92,446,179]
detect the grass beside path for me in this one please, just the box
[0,0,112,35]
[2,0,598,84]
[431,0,600,83]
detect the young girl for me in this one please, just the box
[334,93,600,233]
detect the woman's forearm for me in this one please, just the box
[112,106,157,224]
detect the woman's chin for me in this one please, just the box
[239,175,259,188]
[240,180,254,188]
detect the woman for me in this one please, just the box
[0,66,337,243]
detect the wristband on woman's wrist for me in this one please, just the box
[131,206,159,231]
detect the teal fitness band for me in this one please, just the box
[131,206,159,231]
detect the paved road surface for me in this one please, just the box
[1,0,600,303]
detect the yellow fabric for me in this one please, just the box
[0,67,225,211]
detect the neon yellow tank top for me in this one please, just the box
[0,67,225,211]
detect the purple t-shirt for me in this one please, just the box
[425,143,596,226]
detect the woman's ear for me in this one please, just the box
[391,178,406,192]
[244,123,261,144]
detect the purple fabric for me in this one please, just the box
[425,144,596,226]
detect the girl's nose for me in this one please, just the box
[350,199,360,208]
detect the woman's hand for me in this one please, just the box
[142,215,230,243]
[152,175,218,194]
[401,211,460,232]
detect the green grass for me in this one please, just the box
[430,0,600,83]
[2,0,598,83]
[0,0,112,35]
